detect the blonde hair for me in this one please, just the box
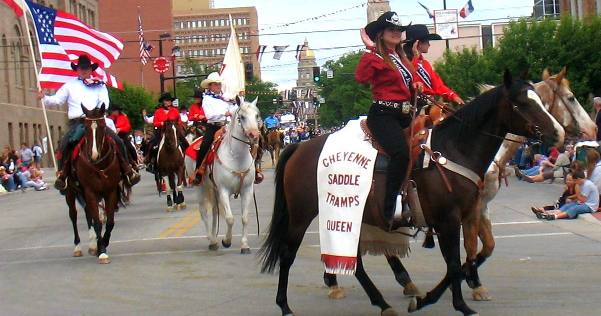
[375,32,415,74]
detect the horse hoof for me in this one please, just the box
[180,202,186,209]
[166,206,174,212]
[222,240,232,248]
[472,286,492,301]
[88,248,97,256]
[208,243,219,251]
[98,253,111,264]
[73,250,83,257]
[408,297,418,313]
[403,282,422,297]
[327,286,346,300]
[240,248,251,255]
[381,307,399,316]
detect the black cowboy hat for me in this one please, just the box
[405,24,442,42]
[365,11,408,42]
[109,104,122,112]
[193,89,203,99]
[70,54,99,71]
[158,92,174,103]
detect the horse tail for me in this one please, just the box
[259,142,300,274]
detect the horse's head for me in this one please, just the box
[535,67,596,140]
[233,96,262,143]
[500,69,564,147]
[81,103,107,161]
[161,120,179,148]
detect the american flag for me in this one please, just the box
[138,14,152,65]
[25,1,123,90]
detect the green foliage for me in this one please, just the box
[435,16,601,110]
[318,51,371,127]
[108,83,155,130]
[245,76,280,117]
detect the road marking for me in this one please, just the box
[491,220,541,226]
[158,209,199,238]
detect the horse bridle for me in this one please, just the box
[547,80,581,135]
[231,108,258,149]
[84,116,107,158]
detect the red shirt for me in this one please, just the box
[110,113,131,134]
[412,55,458,101]
[355,49,416,102]
[188,102,206,122]
[153,107,180,127]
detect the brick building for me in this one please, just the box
[1,0,98,167]
[98,0,173,94]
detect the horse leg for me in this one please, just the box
[323,272,346,299]
[176,168,186,209]
[85,193,106,263]
[470,215,495,301]
[199,187,218,250]
[386,255,421,297]
[354,253,396,316]
[67,191,82,257]
[165,175,174,212]
[85,210,97,256]
[99,192,117,264]
[239,190,252,254]
[220,191,234,248]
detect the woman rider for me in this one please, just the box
[355,12,423,227]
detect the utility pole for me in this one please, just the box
[158,32,171,94]
[443,0,450,50]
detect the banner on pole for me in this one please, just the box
[434,9,459,39]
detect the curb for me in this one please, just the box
[579,213,601,226]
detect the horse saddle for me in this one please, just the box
[196,127,226,177]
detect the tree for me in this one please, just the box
[245,76,280,117]
[108,83,155,130]
[318,51,371,127]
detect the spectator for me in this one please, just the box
[32,142,43,169]
[19,142,34,168]
[534,169,598,220]
[531,166,578,214]
[515,154,552,180]
[23,167,48,191]
[0,166,16,192]
[588,149,601,192]
[594,97,601,141]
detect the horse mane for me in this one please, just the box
[477,83,495,93]
[435,85,505,140]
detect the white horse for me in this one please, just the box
[197,97,261,254]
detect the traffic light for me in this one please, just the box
[312,66,321,83]
[277,95,283,105]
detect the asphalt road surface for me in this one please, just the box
[1,164,601,316]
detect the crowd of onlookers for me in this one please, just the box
[0,143,48,194]
[514,140,601,221]
[282,126,321,145]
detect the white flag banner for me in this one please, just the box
[273,45,288,60]
[220,15,246,100]
[42,137,48,154]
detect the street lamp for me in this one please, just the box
[158,33,171,94]
[171,45,181,99]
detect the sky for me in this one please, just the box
[214,0,534,90]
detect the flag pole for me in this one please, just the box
[20,0,57,171]
[138,6,144,88]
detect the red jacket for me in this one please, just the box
[188,102,206,122]
[153,107,180,127]
[355,49,418,102]
[412,55,458,102]
[110,113,131,134]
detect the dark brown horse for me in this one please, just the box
[156,120,186,211]
[260,70,564,316]
[66,104,122,264]
[265,129,284,166]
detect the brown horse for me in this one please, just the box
[66,104,122,264]
[260,70,564,316]
[156,120,186,211]
[265,128,284,166]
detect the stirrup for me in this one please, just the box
[54,177,68,191]
[254,170,264,184]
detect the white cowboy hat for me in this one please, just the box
[201,72,223,89]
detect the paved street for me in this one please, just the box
[1,165,601,316]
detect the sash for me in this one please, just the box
[416,63,433,89]
[389,54,413,89]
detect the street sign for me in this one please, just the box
[326,70,333,79]
[153,57,170,74]
[434,9,459,39]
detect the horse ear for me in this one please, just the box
[556,66,567,84]
[235,95,242,106]
[252,97,258,107]
[542,68,550,80]
[81,103,89,116]
[503,69,513,89]
[99,103,106,115]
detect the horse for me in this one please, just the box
[156,120,186,211]
[66,104,122,264]
[460,67,597,301]
[259,70,564,316]
[197,97,261,254]
[265,128,284,166]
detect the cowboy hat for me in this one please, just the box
[365,11,408,42]
[405,24,442,42]
[200,72,222,89]
[71,55,98,71]
[109,104,122,112]
[158,92,175,103]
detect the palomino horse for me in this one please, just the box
[197,97,261,254]
[156,120,186,211]
[460,67,597,301]
[260,70,564,316]
[67,104,122,264]
[265,128,284,165]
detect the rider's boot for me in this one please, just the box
[118,152,140,186]
[54,160,69,191]
[254,166,264,184]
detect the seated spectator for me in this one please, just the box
[515,154,555,181]
[23,167,48,191]
[533,169,598,220]
[531,165,579,214]
[0,166,16,192]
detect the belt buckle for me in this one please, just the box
[402,102,411,114]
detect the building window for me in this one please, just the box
[19,123,23,145]
[481,25,493,49]
[8,123,14,148]
[192,21,197,28]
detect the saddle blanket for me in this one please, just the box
[317,117,377,275]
